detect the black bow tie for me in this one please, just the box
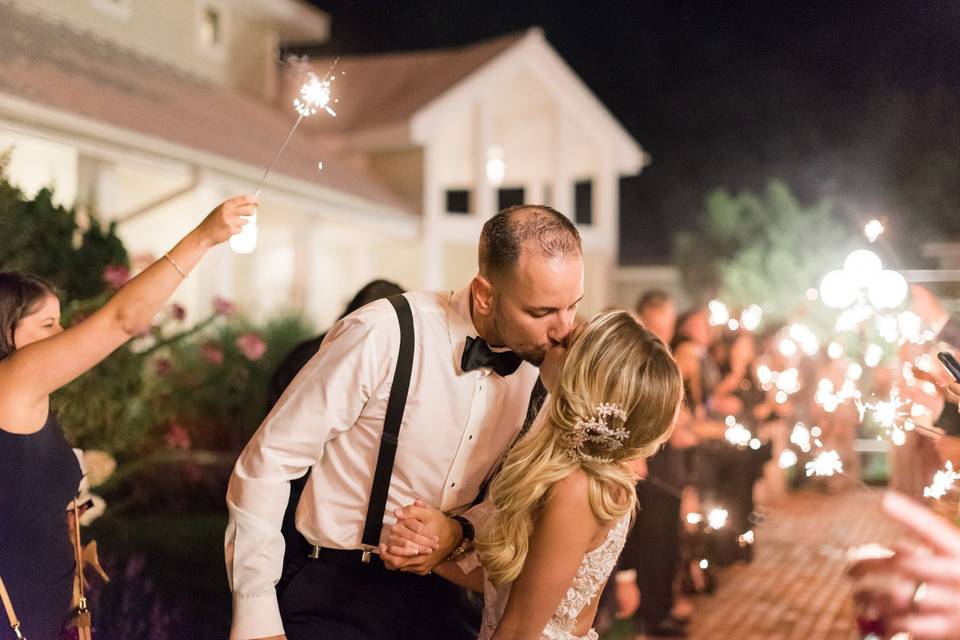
[461,336,523,377]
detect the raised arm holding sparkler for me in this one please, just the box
[230,63,340,254]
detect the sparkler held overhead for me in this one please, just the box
[230,60,341,254]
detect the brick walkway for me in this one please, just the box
[603,487,906,640]
[686,488,902,640]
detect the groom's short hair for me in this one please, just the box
[478,205,581,281]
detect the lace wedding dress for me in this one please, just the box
[462,505,630,640]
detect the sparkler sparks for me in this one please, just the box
[864,219,885,243]
[805,450,843,477]
[293,71,338,117]
[778,449,798,469]
[924,461,960,499]
[857,389,914,436]
[724,417,752,447]
[231,59,341,254]
[791,423,812,453]
[707,508,729,530]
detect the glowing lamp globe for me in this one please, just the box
[819,270,857,309]
[843,250,882,287]
[867,270,908,309]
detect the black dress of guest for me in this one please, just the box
[0,412,82,640]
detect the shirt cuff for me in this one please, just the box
[455,549,482,574]
[231,591,284,640]
[615,569,637,583]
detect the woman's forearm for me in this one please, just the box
[104,227,212,336]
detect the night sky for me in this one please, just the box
[304,1,960,265]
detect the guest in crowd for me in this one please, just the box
[0,195,255,640]
[617,290,691,638]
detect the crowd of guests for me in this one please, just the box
[8,200,960,639]
[593,291,781,638]
[600,285,960,640]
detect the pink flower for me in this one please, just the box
[169,304,186,322]
[236,332,267,361]
[132,253,156,271]
[103,264,130,289]
[153,357,173,376]
[201,342,224,365]
[212,297,236,317]
[165,424,192,450]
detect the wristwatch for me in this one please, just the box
[447,515,475,560]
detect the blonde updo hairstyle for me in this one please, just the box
[475,310,683,585]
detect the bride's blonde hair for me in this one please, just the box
[475,310,683,585]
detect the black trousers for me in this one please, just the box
[622,481,681,627]
[277,549,480,640]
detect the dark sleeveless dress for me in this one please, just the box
[0,412,82,640]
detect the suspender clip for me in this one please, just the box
[360,545,376,564]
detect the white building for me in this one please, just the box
[0,0,647,328]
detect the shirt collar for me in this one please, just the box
[448,286,481,375]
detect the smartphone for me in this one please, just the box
[938,351,960,382]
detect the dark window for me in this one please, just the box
[497,187,525,210]
[201,7,221,45]
[445,189,470,215]
[574,180,593,225]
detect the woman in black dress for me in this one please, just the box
[0,195,256,640]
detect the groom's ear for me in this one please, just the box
[472,275,495,317]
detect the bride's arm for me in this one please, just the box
[491,470,601,640]
[433,561,485,593]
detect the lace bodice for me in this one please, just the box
[473,513,630,640]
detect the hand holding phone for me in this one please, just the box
[938,351,960,382]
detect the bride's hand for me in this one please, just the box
[383,500,440,559]
[381,500,460,575]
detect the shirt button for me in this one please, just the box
[450,482,456,488]
[468,435,473,440]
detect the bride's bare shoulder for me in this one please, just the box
[546,470,593,515]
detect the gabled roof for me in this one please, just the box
[303,29,646,173]
[304,32,525,135]
[0,1,406,211]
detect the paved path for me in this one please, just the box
[605,488,907,639]
[685,488,903,639]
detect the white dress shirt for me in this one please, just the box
[225,287,539,639]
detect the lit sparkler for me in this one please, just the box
[724,417,752,447]
[231,60,341,254]
[857,388,913,434]
[791,422,812,453]
[864,219,885,243]
[708,300,729,326]
[924,461,960,499]
[778,449,798,469]
[707,508,728,530]
[805,450,843,477]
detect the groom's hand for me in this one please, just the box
[381,500,461,574]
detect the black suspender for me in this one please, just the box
[359,294,415,562]
[470,376,546,507]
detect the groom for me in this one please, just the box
[225,204,584,640]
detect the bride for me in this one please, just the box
[384,310,683,640]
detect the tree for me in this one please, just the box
[673,180,852,323]
[0,151,128,300]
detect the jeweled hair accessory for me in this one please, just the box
[563,403,630,463]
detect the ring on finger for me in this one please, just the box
[910,580,928,610]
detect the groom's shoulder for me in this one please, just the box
[331,290,443,338]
